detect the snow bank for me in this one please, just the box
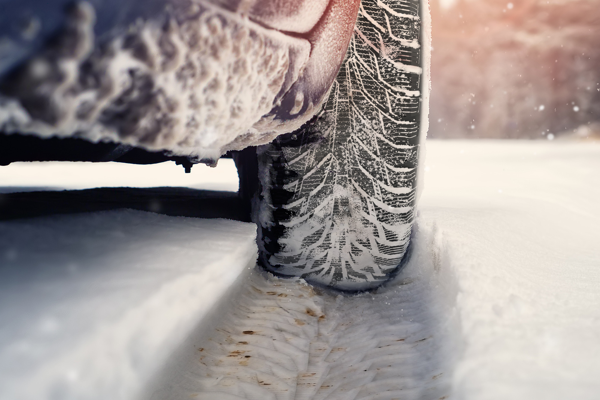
[421,140,600,400]
[0,211,257,400]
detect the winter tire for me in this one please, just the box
[255,0,429,291]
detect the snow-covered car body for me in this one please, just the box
[0,0,360,165]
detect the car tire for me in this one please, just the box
[252,0,428,291]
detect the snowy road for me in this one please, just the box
[1,141,599,400]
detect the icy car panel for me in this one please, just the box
[0,0,360,161]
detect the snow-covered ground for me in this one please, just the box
[1,140,599,400]
[421,141,600,400]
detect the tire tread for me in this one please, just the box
[257,0,423,290]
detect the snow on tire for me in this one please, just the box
[256,0,426,291]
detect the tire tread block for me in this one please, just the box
[257,0,423,289]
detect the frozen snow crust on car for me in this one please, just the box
[0,0,314,161]
[0,1,310,161]
[0,0,363,162]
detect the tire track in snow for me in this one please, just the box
[148,221,459,400]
